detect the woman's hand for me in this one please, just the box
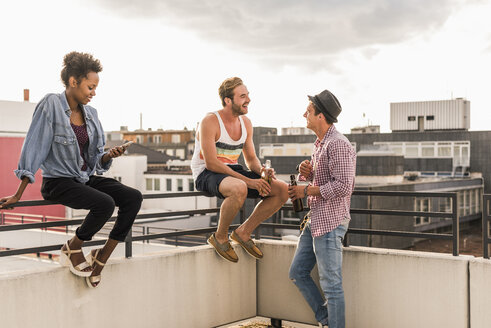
[107,146,125,159]
[0,195,20,209]
[0,177,29,209]
[102,145,126,164]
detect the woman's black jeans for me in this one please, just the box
[41,176,143,242]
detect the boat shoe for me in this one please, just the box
[230,230,263,259]
[207,233,238,263]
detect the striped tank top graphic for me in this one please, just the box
[191,111,247,180]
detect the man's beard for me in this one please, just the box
[231,101,247,115]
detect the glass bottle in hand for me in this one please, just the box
[289,174,304,212]
[261,160,273,184]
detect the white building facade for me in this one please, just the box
[390,98,470,132]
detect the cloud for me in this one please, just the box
[90,0,464,65]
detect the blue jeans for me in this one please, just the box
[289,221,348,328]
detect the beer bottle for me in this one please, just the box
[290,174,304,212]
[261,160,272,185]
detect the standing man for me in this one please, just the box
[191,77,288,263]
[288,90,356,328]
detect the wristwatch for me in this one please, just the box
[304,184,309,197]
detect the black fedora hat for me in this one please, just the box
[308,90,342,123]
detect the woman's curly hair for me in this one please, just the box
[60,51,103,87]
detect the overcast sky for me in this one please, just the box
[1,0,490,134]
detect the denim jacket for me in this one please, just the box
[15,91,112,184]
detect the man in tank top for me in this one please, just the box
[191,77,288,263]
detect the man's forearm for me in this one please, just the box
[245,158,262,175]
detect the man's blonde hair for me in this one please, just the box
[218,77,243,107]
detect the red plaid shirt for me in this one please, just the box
[299,125,356,237]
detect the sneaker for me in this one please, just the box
[230,230,263,259]
[207,233,238,263]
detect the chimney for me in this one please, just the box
[23,89,29,102]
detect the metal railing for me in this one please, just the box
[1,190,462,258]
[349,190,460,256]
[1,212,67,233]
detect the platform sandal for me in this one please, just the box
[85,249,105,288]
[59,241,92,277]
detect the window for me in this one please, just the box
[437,143,452,157]
[136,136,142,144]
[176,149,185,159]
[260,147,273,157]
[177,179,183,191]
[154,179,160,191]
[414,198,430,226]
[273,148,284,156]
[373,140,470,160]
[408,116,416,121]
[421,142,435,157]
[188,179,194,191]
[146,178,153,191]
[166,179,172,191]
[301,145,313,156]
[405,146,419,157]
[385,143,402,155]
[391,147,403,155]
[453,145,460,158]
[148,136,153,143]
[286,144,298,156]
[453,142,471,161]
[426,115,435,120]
[155,135,162,143]
[422,147,434,157]
[172,134,181,143]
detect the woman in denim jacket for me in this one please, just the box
[0,52,143,288]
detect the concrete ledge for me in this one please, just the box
[0,245,256,328]
[256,240,318,325]
[469,257,491,328]
[344,247,470,328]
[256,241,471,328]
[0,240,476,328]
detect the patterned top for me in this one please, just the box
[191,111,247,179]
[70,123,89,171]
[299,125,356,237]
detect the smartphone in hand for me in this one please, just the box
[121,141,134,150]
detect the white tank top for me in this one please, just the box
[191,111,247,180]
